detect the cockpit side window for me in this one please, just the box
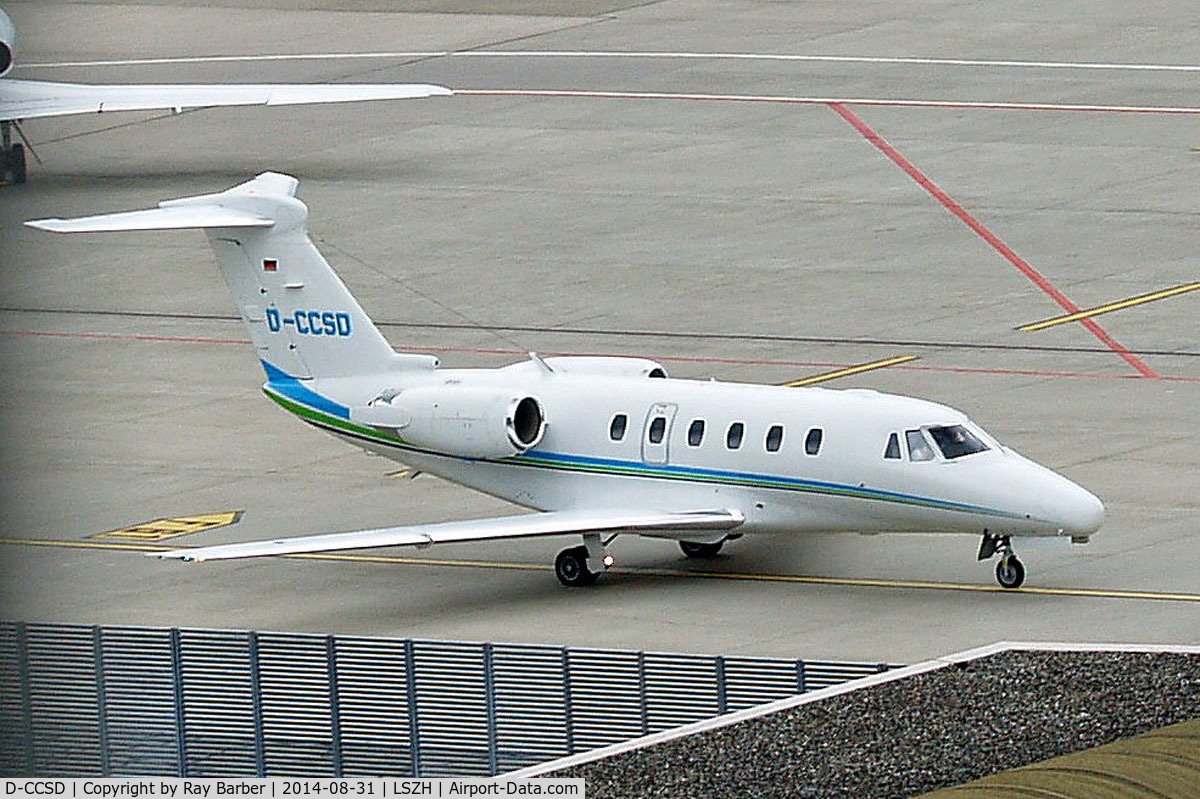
[928,424,989,459]
[884,433,901,460]
[906,429,935,462]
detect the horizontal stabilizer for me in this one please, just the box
[26,206,273,233]
[153,508,746,562]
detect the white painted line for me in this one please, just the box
[455,88,1200,115]
[501,640,1200,778]
[20,50,1200,72]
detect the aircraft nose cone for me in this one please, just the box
[1060,483,1105,536]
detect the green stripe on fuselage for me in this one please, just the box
[263,388,1022,521]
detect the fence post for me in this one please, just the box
[326,636,343,777]
[92,626,110,776]
[404,640,421,778]
[247,631,266,777]
[483,643,498,776]
[715,656,727,715]
[169,628,187,777]
[560,648,575,756]
[16,623,35,775]
[796,659,806,694]
[637,651,649,736]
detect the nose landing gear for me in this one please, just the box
[978,532,1026,589]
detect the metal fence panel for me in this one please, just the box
[0,624,29,775]
[492,644,571,772]
[411,640,489,776]
[177,628,258,776]
[257,632,336,776]
[24,624,103,776]
[333,637,414,777]
[0,622,898,778]
[566,649,646,750]
[98,627,179,775]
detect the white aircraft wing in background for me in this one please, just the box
[0,78,452,121]
[153,509,746,562]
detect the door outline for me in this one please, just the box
[641,403,678,465]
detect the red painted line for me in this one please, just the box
[5,328,1197,383]
[826,102,1159,379]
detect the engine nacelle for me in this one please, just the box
[0,9,15,78]
[353,385,546,459]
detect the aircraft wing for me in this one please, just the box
[0,78,451,121]
[154,508,746,562]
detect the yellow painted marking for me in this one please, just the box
[387,470,411,479]
[92,511,242,542]
[1019,281,1200,331]
[781,355,919,387]
[3,537,1198,603]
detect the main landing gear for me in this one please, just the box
[978,531,1025,589]
[2,121,27,185]
[679,538,726,558]
[554,533,615,587]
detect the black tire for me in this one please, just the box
[995,555,1025,589]
[680,539,724,559]
[555,546,598,587]
[3,144,26,185]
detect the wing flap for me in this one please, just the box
[153,508,745,562]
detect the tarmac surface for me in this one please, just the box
[0,1,1197,663]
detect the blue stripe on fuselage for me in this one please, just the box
[260,360,350,420]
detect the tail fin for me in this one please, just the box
[27,172,431,379]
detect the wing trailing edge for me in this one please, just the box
[153,508,746,562]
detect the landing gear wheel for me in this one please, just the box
[555,545,599,587]
[680,539,724,558]
[2,143,25,185]
[995,555,1025,589]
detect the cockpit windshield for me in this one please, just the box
[927,425,989,459]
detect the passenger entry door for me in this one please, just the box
[641,403,677,465]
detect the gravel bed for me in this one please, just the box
[557,650,1200,799]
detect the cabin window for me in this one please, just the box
[805,428,823,456]
[648,416,667,444]
[765,425,784,452]
[609,414,627,441]
[884,433,901,460]
[928,424,989,459]
[726,422,744,450]
[906,429,935,462]
[688,419,705,447]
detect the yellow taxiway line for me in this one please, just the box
[1018,281,1200,331]
[781,355,919,387]
[4,537,1198,603]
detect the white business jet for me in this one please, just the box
[27,172,1105,589]
[0,9,450,183]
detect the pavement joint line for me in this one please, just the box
[20,51,1200,73]
[6,328,1199,383]
[453,89,1200,115]
[1018,282,1200,331]
[781,355,919,386]
[826,102,1159,379]
[4,538,1197,603]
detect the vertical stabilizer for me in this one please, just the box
[27,172,431,380]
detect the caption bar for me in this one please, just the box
[2,780,583,799]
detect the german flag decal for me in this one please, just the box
[263,258,278,271]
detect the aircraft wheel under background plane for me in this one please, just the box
[680,539,725,558]
[2,143,26,185]
[995,554,1026,589]
[555,545,599,587]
